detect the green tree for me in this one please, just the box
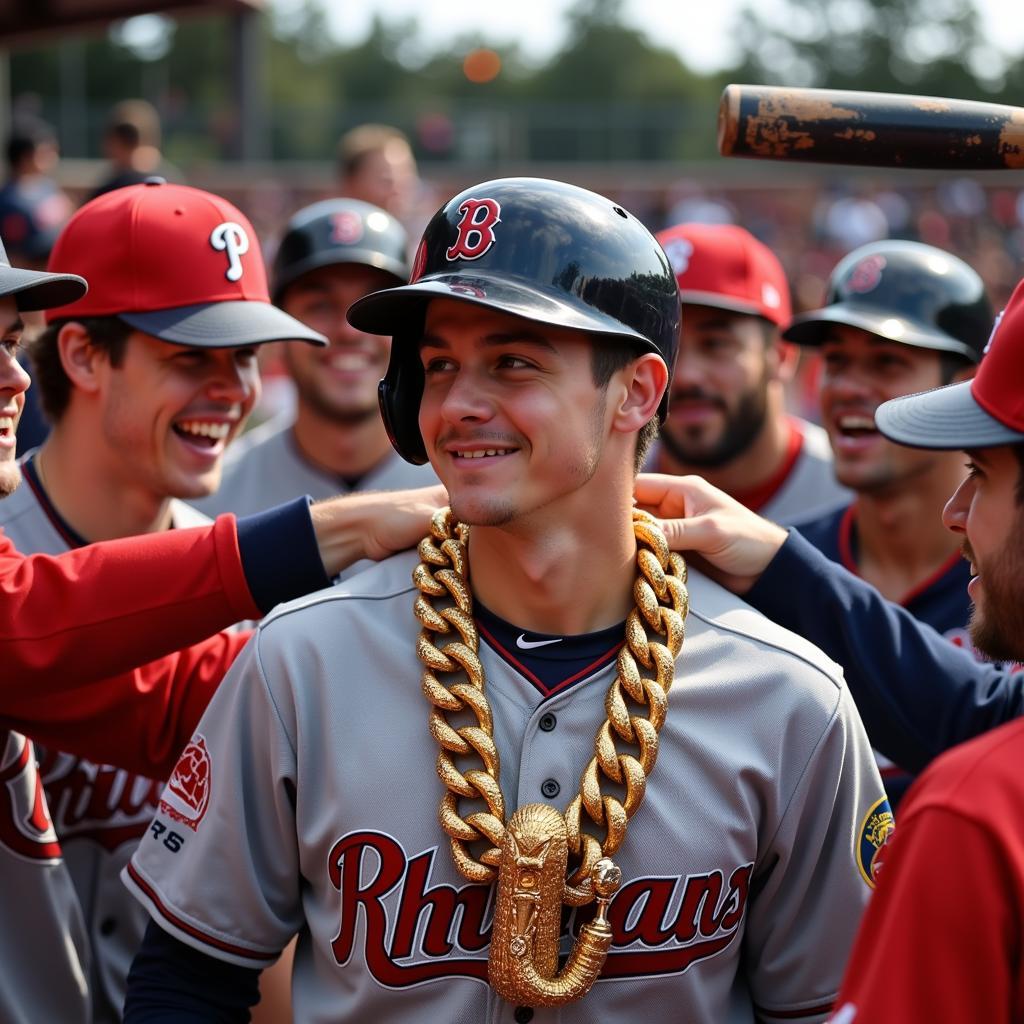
[728,0,1009,99]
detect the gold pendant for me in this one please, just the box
[488,803,622,1007]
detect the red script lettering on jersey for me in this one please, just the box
[327,831,751,987]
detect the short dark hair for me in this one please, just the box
[105,100,161,150]
[591,341,660,473]
[5,117,55,170]
[29,317,133,423]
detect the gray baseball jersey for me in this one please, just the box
[759,418,850,525]
[0,465,211,1024]
[126,550,887,1024]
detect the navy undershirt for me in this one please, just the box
[474,600,624,699]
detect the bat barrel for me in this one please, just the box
[718,84,1024,170]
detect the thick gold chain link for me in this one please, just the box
[414,507,688,902]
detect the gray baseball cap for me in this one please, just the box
[876,279,1024,450]
[0,235,86,313]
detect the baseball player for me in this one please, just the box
[3,179,327,1024]
[652,223,849,523]
[197,198,437,561]
[783,239,992,803]
[641,275,1024,1023]
[125,178,885,1024]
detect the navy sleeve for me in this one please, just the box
[235,496,329,615]
[746,529,1024,772]
[124,920,262,1022]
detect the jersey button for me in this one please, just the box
[539,713,557,732]
[99,917,117,937]
[541,779,560,799]
[514,1007,534,1023]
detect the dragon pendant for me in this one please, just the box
[489,803,622,1007]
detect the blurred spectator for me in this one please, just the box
[0,117,72,269]
[0,118,73,456]
[89,100,182,200]
[336,124,420,224]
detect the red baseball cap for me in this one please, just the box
[45,180,326,348]
[655,223,792,327]
[877,276,1024,449]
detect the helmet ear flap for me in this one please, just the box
[378,333,428,465]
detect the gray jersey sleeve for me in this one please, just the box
[744,683,885,1022]
[123,634,301,968]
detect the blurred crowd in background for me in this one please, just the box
[5,0,1024,431]
[6,94,1024,433]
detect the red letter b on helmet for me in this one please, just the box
[445,198,501,261]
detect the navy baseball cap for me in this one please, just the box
[0,234,85,312]
[877,276,1024,450]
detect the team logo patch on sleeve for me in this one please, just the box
[856,795,894,888]
[160,735,213,832]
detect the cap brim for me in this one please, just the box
[120,300,327,348]
[272,250,407,305]
[0,267,87,313]
[783,304,975,358]
[348,272,651,348]
[678,289,781,324]
[876,381,1024,450]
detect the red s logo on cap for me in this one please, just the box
[446,198,501,262]
[209,222,251,282]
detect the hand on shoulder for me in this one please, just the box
[634,473,788,594]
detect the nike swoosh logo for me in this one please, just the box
[516,634,563,650]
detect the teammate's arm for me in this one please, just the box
[2,486,444,689]
[635,473,1024,770]
[123,638,305,1008]
[2,487,444,776]
[125,921,260,1023]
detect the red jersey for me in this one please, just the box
[0,516,257,777]
[832,717,1024,1023]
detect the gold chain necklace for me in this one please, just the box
[413,507,688,1006]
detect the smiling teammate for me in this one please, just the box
[634,275,1024,1024]
[197,199,436,557]
[783,240,991,803]
[2,180,323,1023]
[652,223,849,523]
[124,178,883,1024]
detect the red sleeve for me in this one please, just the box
[832,804,1021,1024]
[0,514,260,687]
[3,630,253,778]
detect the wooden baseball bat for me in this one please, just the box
[718,84,1024,169]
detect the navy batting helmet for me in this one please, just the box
[271,198,409,305]
[347,177,680,465]
[783,239,991,362]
